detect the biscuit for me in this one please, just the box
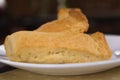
[4,31,112,63]
[35,8,89,33]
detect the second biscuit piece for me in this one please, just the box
[35,8,89,33]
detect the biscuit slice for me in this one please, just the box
[4,31,111,63]
[35,8,89,33]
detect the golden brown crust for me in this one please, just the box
[35,8,89,33]
[4,31,112,63]
[91,32,112,59]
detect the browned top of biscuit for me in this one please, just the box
[35,8,89,33]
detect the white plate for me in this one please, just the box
[0,35,120,75]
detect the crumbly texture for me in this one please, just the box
[35,8,89,33]
[4,31,112,64]
[91,32,112,59]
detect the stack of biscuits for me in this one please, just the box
[4,8,112,64]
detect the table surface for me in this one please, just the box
[0,67,120,80]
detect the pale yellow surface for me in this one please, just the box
[0,67,120,80]
[4,31,111,63]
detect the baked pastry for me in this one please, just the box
[57,8,82,20]
[35,8,89,33]
[4,31,112,63]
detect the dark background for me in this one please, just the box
[0,0,120,44]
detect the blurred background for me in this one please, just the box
[0,0,120,44]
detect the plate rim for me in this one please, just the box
[0,57,120,68]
